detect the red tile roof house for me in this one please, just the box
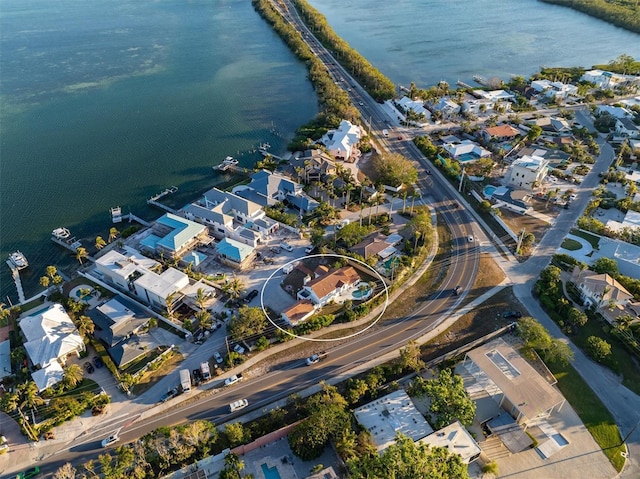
[481,124,520,143]
[297,266,361,307]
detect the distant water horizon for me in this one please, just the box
[2,0,639,303]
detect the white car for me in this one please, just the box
[467,236,474,242]
[305,245,315,254]
[233,343,246,355]
[569,193,577,201]
[213,351,224,364]
[280,242,293,252]
[224,374,243,386]
[229,399,249,412]
[101,435,119,448]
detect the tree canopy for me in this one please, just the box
[372,153,418,187]
[347,432,470,479]
[227,306,267,342]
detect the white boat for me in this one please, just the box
[258,142,271,152]
[52,227,71,239]
[8,251,28,269]
[216,156,239,171]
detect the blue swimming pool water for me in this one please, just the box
[484,185,497,197]
[261,463,282,479]
[352,287,371,299]
[457,153,477,163]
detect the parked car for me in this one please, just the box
[0,435,8,452]
[564,202,570,210]
[224,373,243,386]
[280,242,293,252]
[305,245,315,254]
[270,246,281,254]
[83,361,95,374]
[467,235,474,242]
[569,193,577,201]
[17,467,40,479]
[244,289,259,303]
[213,351,224,364]
[233,343,246,355]
[160,387,179,403]
[93,356,104,368]
[192,368,203,384]
[101,434,119,448]
[503,310,522,319]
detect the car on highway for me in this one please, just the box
[467,235,474,242]
[224,373,243,386]
[503,310,523,319]
[359,101,364,106]
[84,361,95,374]
[229,398,249,412]
[17,467,40,479]
[244,289,259,303]
[453,285,462,296]
[213,351,224,364]
[306,352,327,365]
[101,434,119,448]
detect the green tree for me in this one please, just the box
[223,277,245,302]
[225,422,248,447]
[398,340,424,372]
[345,378,369,405]
[567,307,588,328]
[75,247,89,265]
[62,364,84,390]
[371,153,418,187]
[95,236,107,250]
[108,227,119,243]
[410,369,475,429]
[195,309,213,331]
[17,381,44,411]
[517,317,574,365]
[408,209,433,250]
[337,222,374,247]
[75,315,95,338]
[586,336,612,362]
[227,306,267,342]
[347,432,469,479]
[592,257,619,276]
[527,125,542,142]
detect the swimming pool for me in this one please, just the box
[457,153,478,163]
[261,463,282,479]
[352,287,372,300]
[483,185,496,197]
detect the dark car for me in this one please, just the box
[453,285,462,296]
[244,289,259,303]
[83,361,95,374]
[192,368,202,385]
[93,356,104,368]
[503,310,522,319]
[564,202,570,209]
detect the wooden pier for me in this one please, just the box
[148,186,178,203]
[146,187,179,214]
[111,207,151,227]
[5,261,26,304]
[51,231,83,252]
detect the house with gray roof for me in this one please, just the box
[183,187,278,248]
[235,170,319,214]
[616,118,640,138]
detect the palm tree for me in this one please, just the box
[195,309,213,330]
[147,317,158,330]
[223,277,245,302]
[75,315,95,338]
[18,381,44,411]
[164,292,178,321]
[39,276,51,290]
[95,236,107,250]
[75,247,88,265]
[62,364,84,389]
[108,227,119,243]
[195,288,208,311]
[0,303,11,323]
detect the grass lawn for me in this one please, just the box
[570,228,600,250]
[560,238,582,251]
[548,359,626,472]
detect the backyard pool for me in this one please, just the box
[483,185,497,198]
[261,463,282,479]
[352,287,372,300]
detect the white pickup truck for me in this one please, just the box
[224,373,244,386]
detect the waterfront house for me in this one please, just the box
[320,119,364,162]
[297,266,360,306]
[216,237,256,270]
[596,105,634,120]
[581,69,628,88]
[430,97,461,118]
[395,96,431,124]
[506,155,549,190]
[139,213,210,260]
[530,80,578,101]
[615,118,640,139]
[19,303,85,391]
[291,149,337,183]
[234,170,319,214]
[472,89,516,103]
[482,124,520,143]
[571,266,640,326]
[462,97,512,116]
[183,187,278,248]
[94,247,189,310]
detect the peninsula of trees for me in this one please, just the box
[540,0,640,34]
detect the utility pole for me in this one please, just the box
[516,228,526,254]
[458,168,466,192]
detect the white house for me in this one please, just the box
[19,304,85,391]
[571,266,640,325]
[431,97,461,117]
[581,69,628,88]
[616,118,640,139]
[183,187,278,248]
[596,105,634,120]
[297,266,360,306]
[472,89,515,102]
[320,119,364,162]
[506,155,549,190]
[442,139,491,162]
[462,98,511,115]
[395,96,431,123]
[94,247,189,310]
[530,79,578,101]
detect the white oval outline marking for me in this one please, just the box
[259,253,389,342]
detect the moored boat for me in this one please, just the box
[215,156,239,171]
[8,251,28,269]
[52,227,71,239]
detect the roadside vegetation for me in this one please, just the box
[540,0,640,35]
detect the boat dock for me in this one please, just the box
[51,229,83,252]
[457,79,475,89]
[146,187,179,214]
[5,261,26,304]
[111,206,151,227]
